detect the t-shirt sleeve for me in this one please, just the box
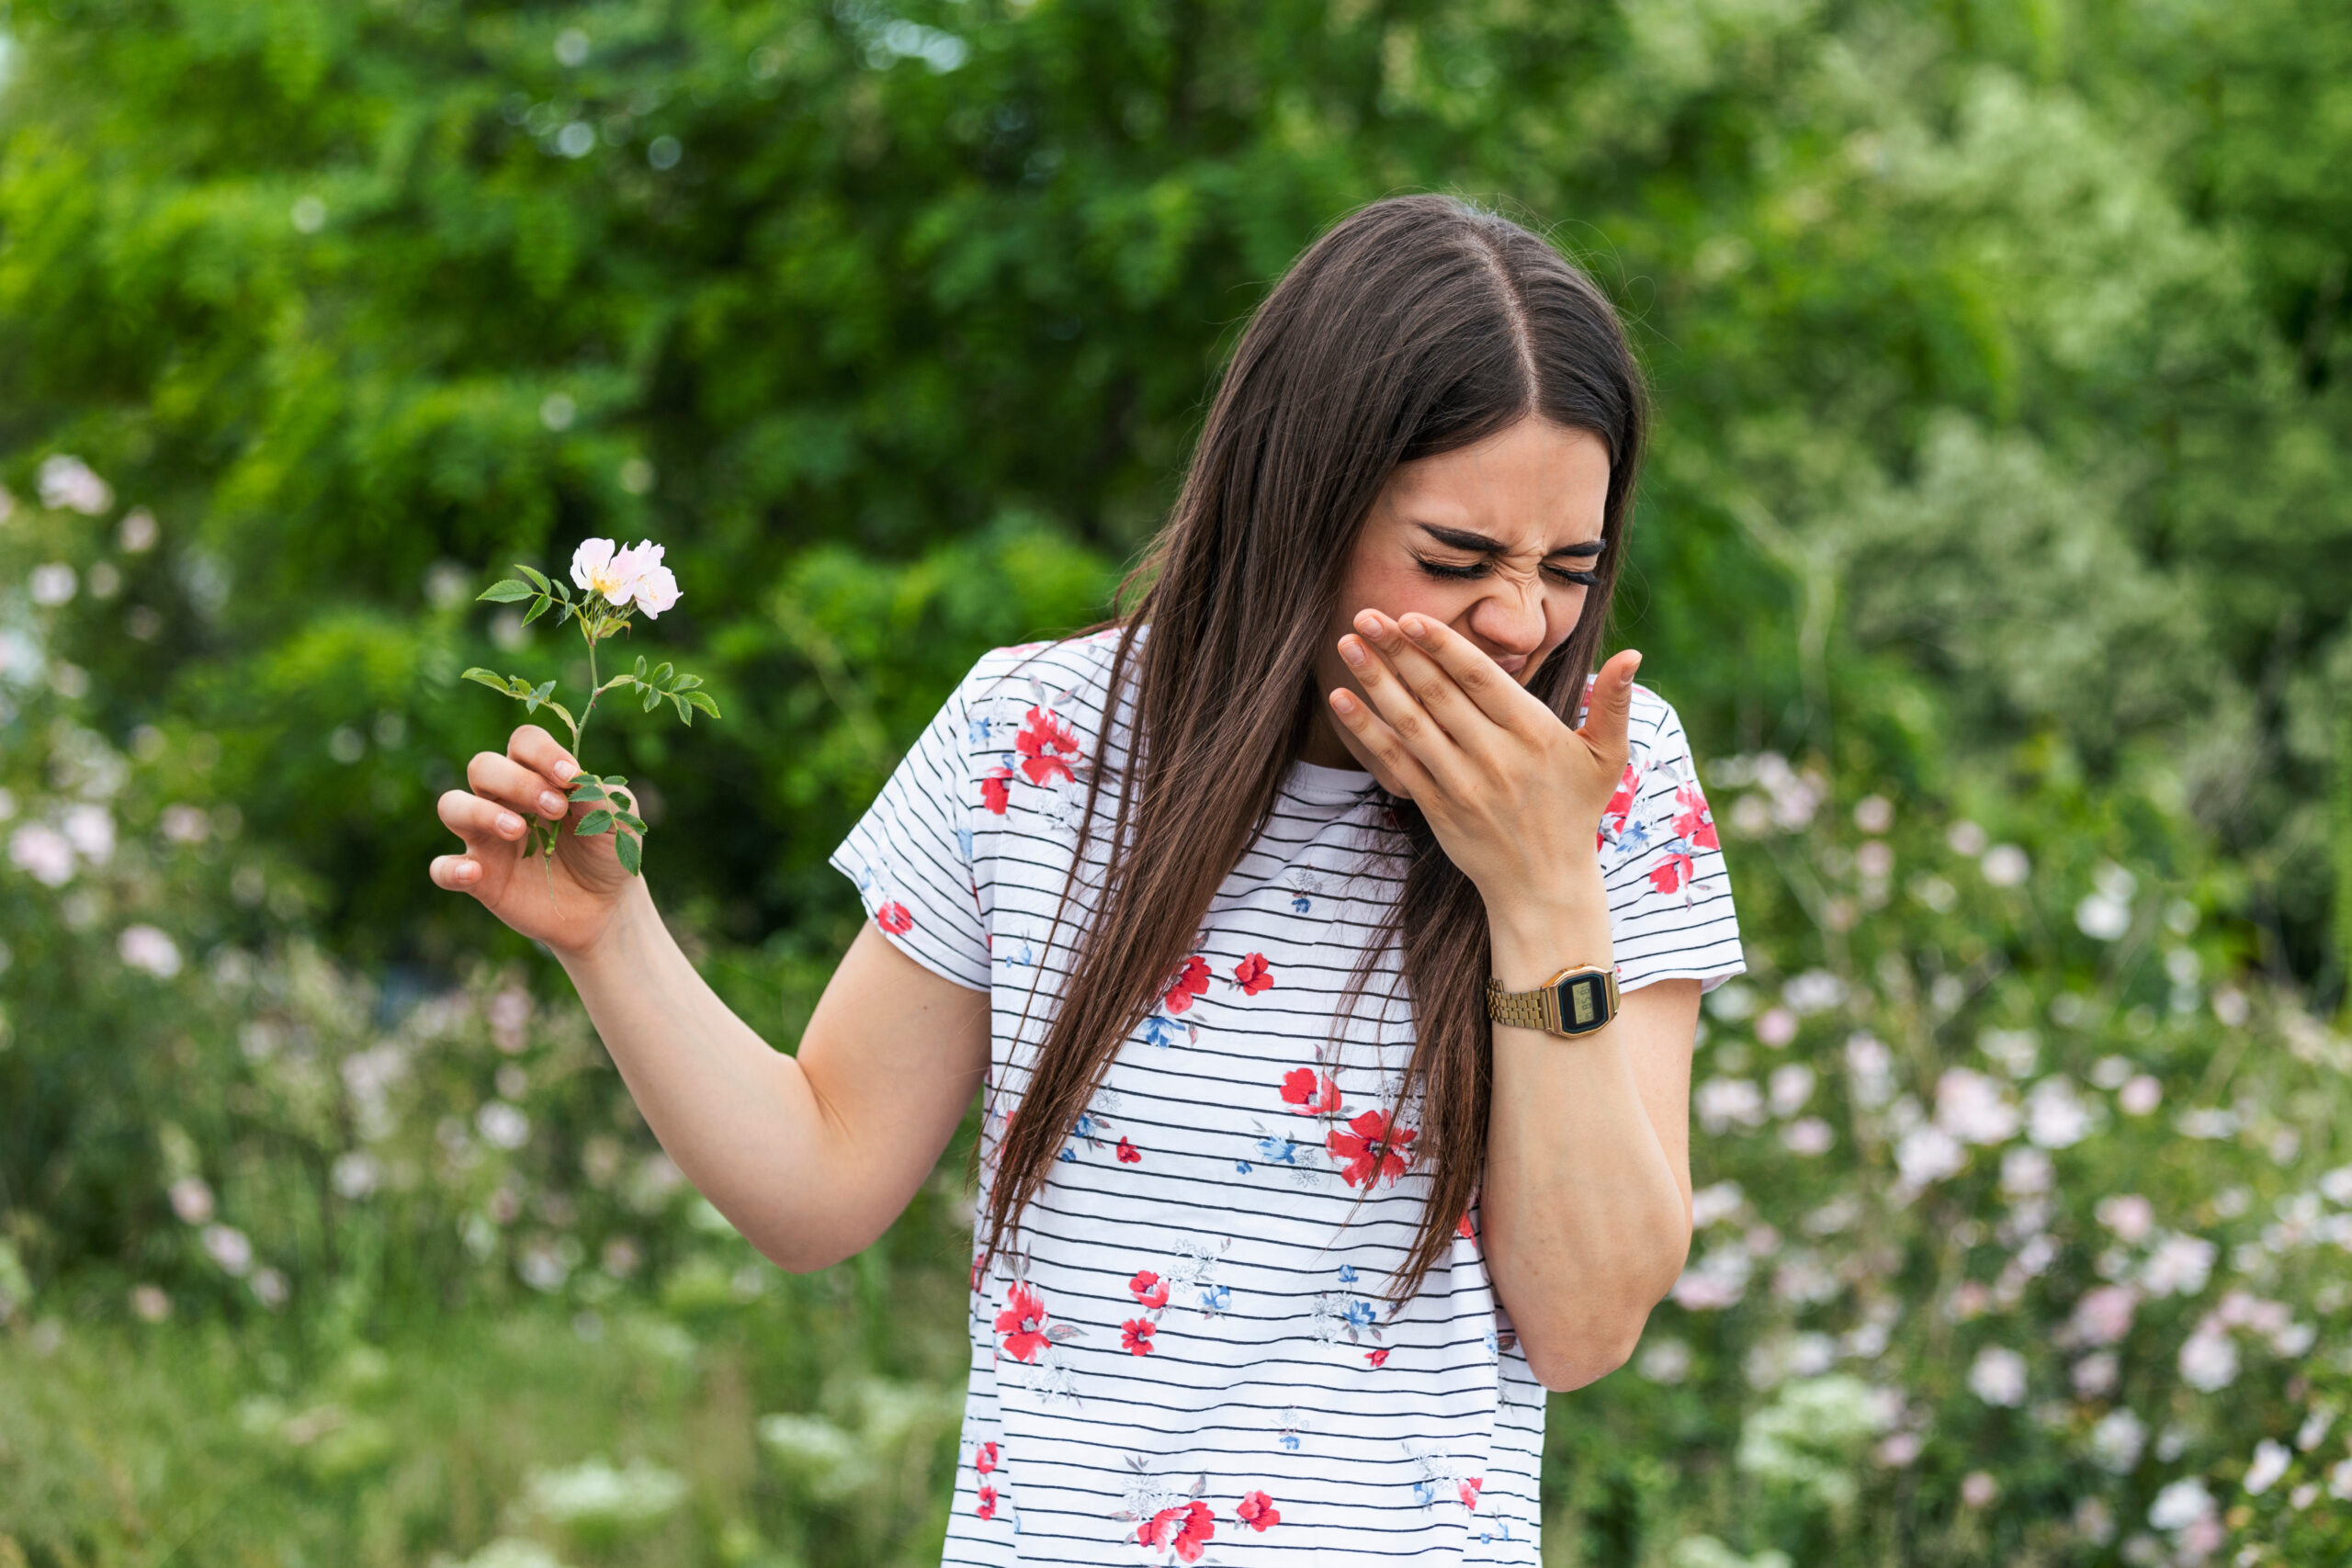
[1598,688,1747,993]
[828,666,994,993]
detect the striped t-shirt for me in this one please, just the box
[830,629,1744,1566]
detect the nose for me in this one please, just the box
[1464,575,1548,662]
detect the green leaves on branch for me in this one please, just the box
[565,771,646,876]
[616,653,722,727]
[459,668,575,734]
[478,563,578,630]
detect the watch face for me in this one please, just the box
[1555,973,1605,1032]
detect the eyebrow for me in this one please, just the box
[1416,524,1605,558]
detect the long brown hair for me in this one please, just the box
[977,194,1648,1303]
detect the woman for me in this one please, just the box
[430,194,1742,1563]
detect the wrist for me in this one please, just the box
[555,875,659,971]
[1485,863,1612,992]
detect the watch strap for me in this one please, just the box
[1486,965,1622,1037]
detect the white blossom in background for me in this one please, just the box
[2148,1477,2215,1536]
[2097,1193,2156,1244]
[62,803,114,865]
[2025,1076,2094,1147]
[1980,843,2030,886]
[168,1175,214,1224]
[1690,1181,1746,1227]
[38,454,112,513]
[2143,1234,2218,1297]
[200,1224,253,1277]
[1781,969,1846,1014]
[1671,1247,1753,1311]
[2068,1284,2139,1347]
[476,1100,530,1150]
[2001,1146,2054,1197]
[2178,1326,2239,1392]
[28,562,76,605]
[2245,1439,2291,1496]
[1768,1064,1815,1118]
[1781,1117,1834,1156]
[160,804,211,844]
[1755,1007,1799,1047]
[1967,1346,2028,1406]
[2089,1408,2147,1472]
[119,507,159,551]
[1695,1077,1767,1134]
[1936,1067,2019,1145]
[119,924,182,978]
[1846,1032,1895,1107]
[1638,1337,1692,1384]
[1948,820,1988,856]
[9,823,74,886]
[1894,1123,1965,1191]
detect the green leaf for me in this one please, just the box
[685,691,720,718]
[515,563,550,592]
[671,694,691,726]
[615,830,643,876]
[520,594,552,626]
[568,781,608,803]
[575,809,615,835]
[616,813,646,833]
[634,654,648,679]
[669,673,704,693]
[602,775,628,786]
[478,580,535,603]
[651,661,673,687]
[524,678,557,714]
[540,700,576,733]
[641,684,662,713]
[461,668,516,694]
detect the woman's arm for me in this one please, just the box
[560,886,990,1272]
[432,721,991,1274]
[1323,612,1696,1392]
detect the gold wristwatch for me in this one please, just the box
[1486,965,1622,1038]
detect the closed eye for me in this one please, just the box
[1412,555,1600,587]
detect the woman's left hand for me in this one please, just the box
[1328,608,1639,913]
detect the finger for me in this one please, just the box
[1338,625,1464,780]
[429,852,489,894]
[1577,649,1643,762]
[468,750,573,819]
[1393,612,1550,733]
[506,724,582,792]
[437,787,534,849]
[1350,610,1489,748]
[1327,687,1439,800]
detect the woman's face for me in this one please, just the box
[1305,414,1612,785]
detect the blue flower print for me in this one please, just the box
[1199,1284,1231,1314]
[1235,1160,1253,1174]
[1345,1300,1376,1329]
[1256,1135,1301,1166]
[956,826,976,861]
[1292,893,1312,913]
[999,942,1035,972]
[1057,1146,1078,1163]
[1412,1480,1439,1507]
[967,715,996,747]
[1339,1265,1358,1284]
[1141,1016,1188,1050]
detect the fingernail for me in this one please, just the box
[1401,615,1430,641]
[498,811,525,836]
[539,790,565,816]
[558,759,577,777]
[456,860,478,882]
[1339,637,1367,667]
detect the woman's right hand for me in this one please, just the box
[429,723,641,957]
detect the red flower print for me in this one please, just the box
[1233,952,1273,995]
[1365,1347,1391,1368]
[1130,1269,1170,1309]
[1116,1136,1142,1164]
[1121,1317,1156,1355]
[981,765,1014,816]
[1649,852,1695,896]
[1162,955,1212,1014]
[1327,1109,1417,1190]
[976,1440,999,1475]
[876,901,913,936]
[1672,781,1720,852]
[1456,1212,1477,1241]
[1598,760,1644,848]
[977,1483,996,1519]
[1236,1490,1281,1531]
[1458,1477,1483,1510]
[994,1281,1052,1362]
[1279,1067,1341,1116]
[1015,705,1082,786]
[1140,1501,1216,1561]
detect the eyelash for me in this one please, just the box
[1413,555,1601,588]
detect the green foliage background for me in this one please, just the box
[4,0,2352,1563]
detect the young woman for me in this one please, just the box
[430,194,1742,1564]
